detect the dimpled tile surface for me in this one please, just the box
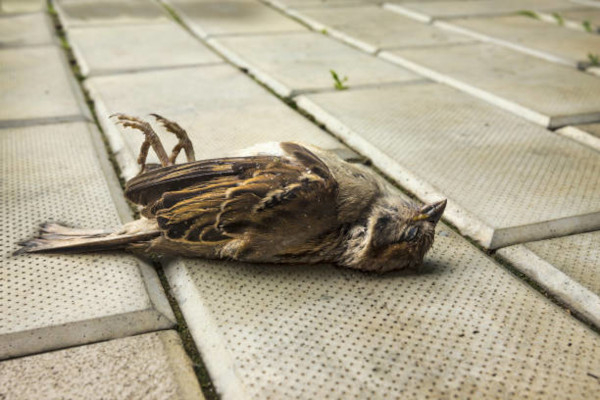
[166,224,600,399]
[386,0,577,22]
[67,22,222,76]
[296,83,600,248]
[437,15,600,67]
[54,0,169,28]
[0,46,85,125]
[166,0,306,38]
[85,64,350,179]
[0,122,174,359]
[207,32,421,97]
[290,6,474,53]
[382,43,600,128]
[0,331,204,400]
[0,13,54,47]
[522,231,600,296]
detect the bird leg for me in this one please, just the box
[151,113,196,164]
[111,113,171,173]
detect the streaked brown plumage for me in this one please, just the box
[17,114,446,273]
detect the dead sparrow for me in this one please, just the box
[17,114,446,273]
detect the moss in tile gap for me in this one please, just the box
[154,262,221,400]
[552,12,564,26]
[46,1,220,395]
[582,20,593,33]
[588,52,600,66]
[515,10,539,19]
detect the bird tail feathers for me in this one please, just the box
[14,222,160,255]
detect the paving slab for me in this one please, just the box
[0,46,88,126]
[54,0,169,28]
[498,231,600,328]
[296,83,600,249]
[0,12,54,47]
[381,43,600,128]
[85,64,350,179]
[0,121,175,360]
[436,15,600,68]
[287,5,474,53]
[67,22,223,76]
[385,0,579,23]
[266,0,383,9]
[557,123,600,151]
[0,331,204,399]
[165,216,600,399]
[0,0,45,13]
[166,0,306,39]
[208,32,422,97]
[538,7,600,33]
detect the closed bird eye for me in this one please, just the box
[402,226,419,242]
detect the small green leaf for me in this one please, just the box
[552,12,564,26]
[588,53,600,67]
[516,10,539,19]
[582,20,593,33]
[321,28,328,34]
[330,69,349,90]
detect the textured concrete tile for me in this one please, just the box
[498,231,600,328]
[54,0,169,28]
[0,122,175,359]
[269,0,383,8]
[0,0,45,13]
[289,5,474,53]
[436,14,600,67]
[0,13,53,47]
[296,83,600,249]
[556,123,600,152]
[208,32,422,97]
[166,0,306,38]
[0,46,87,126]
[385,0,577,23]
[165,222,600,399]
[85,64,348,179]
[0,331,203,399]
[68,22,222,76]
[381,43,600,128]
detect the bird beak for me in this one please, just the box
[413,199,447,223]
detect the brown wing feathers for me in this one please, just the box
[124,143,338,248]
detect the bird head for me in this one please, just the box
[353,198,447,273]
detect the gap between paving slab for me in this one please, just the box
[380,43,600,128]
[0,121,175,360]
[556,123,600,152]
[497,243,600,329]
[434,15,600,69]
[164,220,600,399]
[206,31,422,98]
[296,83,600,249]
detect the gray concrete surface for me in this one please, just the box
[0,331,204,400]
[297,83,600,249]
[287,5,475,53]
[166,220,600,399]
[166,0,306,38]
[0,46,88,126]
[208,32,423,97]
[557,123,600,152]
[385,0,579,23]
[267,0,383,9]
[0,12,54,47]
[67,22,223,76]
[436,14,600,68]
[0,0,44,13]
[0,121,175,360]
[85,64,351,179]
[498,231,600,328]
[54,0,169,28]
[381,43,600,128]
